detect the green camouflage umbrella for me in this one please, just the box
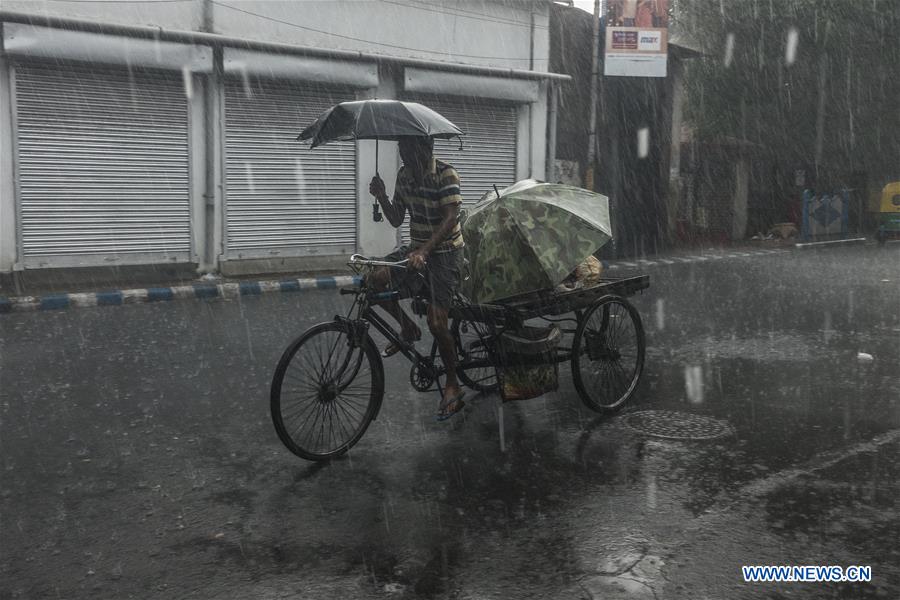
[461,180,612,304]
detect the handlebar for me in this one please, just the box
[348,253,424,269]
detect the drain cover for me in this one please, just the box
[624,410,734,441]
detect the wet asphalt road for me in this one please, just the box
[1,243,898,599]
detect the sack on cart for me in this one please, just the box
[497,325,561,402]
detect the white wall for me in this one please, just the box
[212,1,549,72]
[1,0,201,30]
[2,0,549,73]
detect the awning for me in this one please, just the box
[3,23,212,72]
[404,67,541,103]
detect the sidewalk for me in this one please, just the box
[0,242,806,315]
[9,234,882,315]
[0,271,362,314]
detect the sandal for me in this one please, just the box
[436,391,466,421]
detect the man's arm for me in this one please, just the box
[369,175,406,228]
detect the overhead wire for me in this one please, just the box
[210,0,548,62]
[43,0,190,3]
[376,0,549,30]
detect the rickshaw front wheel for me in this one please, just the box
[271,322,384,461]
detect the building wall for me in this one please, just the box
[1,0,201,30]
[0,1,552,276]
[550,3,692,257]
[213,0,550,72]
[1,0,550,72]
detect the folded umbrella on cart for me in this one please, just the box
[461,180,612,304]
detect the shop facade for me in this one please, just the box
[0,1,564,277]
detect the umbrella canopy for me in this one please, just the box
[297,99,462,148]
[462,180,612,304]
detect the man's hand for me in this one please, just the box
[407,249,427,271]
[369,175,387,201]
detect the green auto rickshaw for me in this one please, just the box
[874,182,900,245]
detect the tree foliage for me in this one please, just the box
[676,0,900,187]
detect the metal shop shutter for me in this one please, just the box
[13,63,191,266]
[399,97,518,244]
[224,81,357,258]
[425,98,518,204]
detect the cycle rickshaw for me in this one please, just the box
[270,254,649,461]
[277,99,649,461]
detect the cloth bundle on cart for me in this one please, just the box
[496,325,561,401]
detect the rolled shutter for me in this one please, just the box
[14,62,191,266]
[427,98,518,205]
[400,97,518,244]
[224,80,357,258]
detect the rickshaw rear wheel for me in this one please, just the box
[571,295,645,413]
[452,317,500,393]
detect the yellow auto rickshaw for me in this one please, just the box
[874,182,900,245]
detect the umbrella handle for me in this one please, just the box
[373,137,384,222]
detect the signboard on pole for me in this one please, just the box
[604,0,669,77]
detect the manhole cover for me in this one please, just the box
[624,410,734,441]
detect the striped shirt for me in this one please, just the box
[394,158,465,253]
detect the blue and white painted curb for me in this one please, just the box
[0,275,362,314]
[0,247,794,315]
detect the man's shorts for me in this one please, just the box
[380,245,463,310]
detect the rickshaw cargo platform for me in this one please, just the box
[445,274,650,328]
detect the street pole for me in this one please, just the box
[586,0,600,191]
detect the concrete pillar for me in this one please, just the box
[667,58,685,243]
[189,72,208,272]
[203,46,224,273]
[516,103,530,180]
[0,51,17,274]
[356,64,400,257]
[516,93,548,182]
[733,157,750,240]
[531,81,548,181]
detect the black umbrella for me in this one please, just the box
[297,99,463,221]
[297,99,462,148]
